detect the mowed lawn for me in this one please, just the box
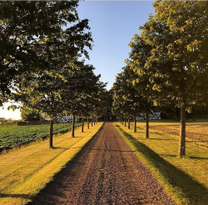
[0,122,103,205]
[116,120,208,205]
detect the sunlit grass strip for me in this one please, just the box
[115,122,208,205]
[0,122,103,205]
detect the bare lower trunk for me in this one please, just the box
[72,114,75,137]
[49,119,53,148]
[82,117,84,133]
[134,117,137,133]
[179,104,186,157]
[91,118,93,127]
[146,112,149,139]
[87,117,89,129]
[128,118,130,129]
[124,118,126,127]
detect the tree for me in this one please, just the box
[112,72,129,127]
[140,0,208,157]
[11,1,93,148]
[128,32,155,138]
[61,62,106,137]
[20,70,67,148]
[112,66,141,132]
[0,1,92,106]
[21,106,40,121]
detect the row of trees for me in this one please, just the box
[112,0,208,157]
[0,1,108,148]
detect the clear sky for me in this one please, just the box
[0,0,155,120]
[77,0,155,90]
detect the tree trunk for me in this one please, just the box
[124,118,126,127]
[179,104,186,157]
[134,116,137,133]
[91,118,93,127]
[94,117,96,125]
[87,117,89,129]
[49,119,53,148]
[72,114,75,137]
[128,118,130,129]
[146,112,149,139]
[82,117,84,133]
[121,118,123,125]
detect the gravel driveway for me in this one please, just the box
[29,122,176,205]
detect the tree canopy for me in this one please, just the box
[0,1,92,106]
[127,0,208,157]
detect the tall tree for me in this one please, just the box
[112,66,141,132]
[141,0,208,157]
[61,62,106,137]
[128,32,155,138]
[0,1,92,106]
[20,71,67,148]
[15,2,93,147]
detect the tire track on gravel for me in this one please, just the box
[29,122,176,205]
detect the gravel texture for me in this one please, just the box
[29,122,176,205]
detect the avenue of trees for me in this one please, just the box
[0,1,108,148]
[112,0,208,157]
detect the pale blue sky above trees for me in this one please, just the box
[0,0,155,120]
[78,0,155,90]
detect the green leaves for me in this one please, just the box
[0,1,92,106]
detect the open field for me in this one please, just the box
[0,122,103,205]
[149,121,208,148]
[0,123,81,150]
[115,121,208,205]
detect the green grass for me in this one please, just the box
[115,121,208,205]
[0,123,81,149]
[0,122,103,205]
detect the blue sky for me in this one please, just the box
[0,1,155,120]
[77,0,155,90]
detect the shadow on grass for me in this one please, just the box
[51,147,68,150]
[148,137,177,141]
[190,156,208,160]
[159,154,178,158]
[0,193,31,199]
[116,125,208,205]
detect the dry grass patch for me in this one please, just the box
[0,122,103,205]
[149,121,208,148]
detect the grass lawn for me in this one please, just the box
[115,121,208,205]
[0,122,103,205]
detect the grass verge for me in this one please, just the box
[0,122,103,205]
[114,122,208,205]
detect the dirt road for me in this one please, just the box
[29,122,176,205]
